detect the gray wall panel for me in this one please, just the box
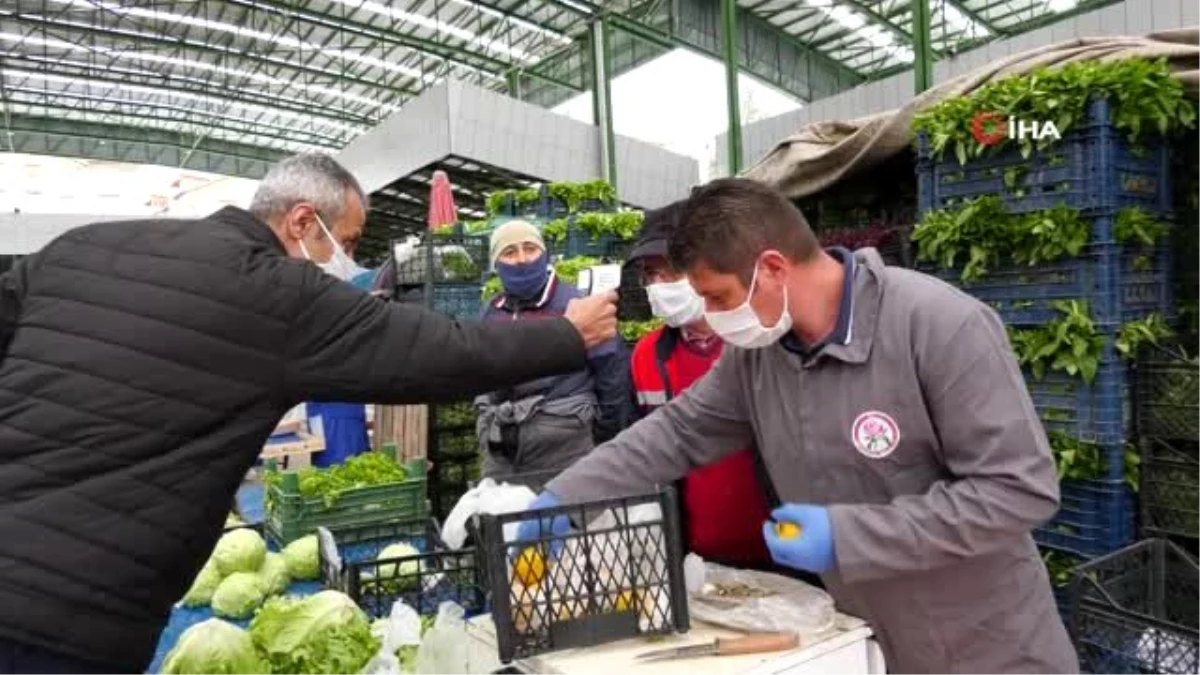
[1075,9,1103,37]
[1099,2,1128,33]
[1051,19,1079,43]
[338,86,451,195]
[1183,0,1199,27]
[1125,0,1155,35]
[1152,0,1184,31]
[339,82,698,210]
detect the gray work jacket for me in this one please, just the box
[548,248,1078,673]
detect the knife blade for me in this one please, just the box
[634,632,799,662]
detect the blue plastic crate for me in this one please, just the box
[1035,478,1136,558]
[538,197,571,220]
[926,235,1171,327]
[565,225,617,258]
[1026,357,1132,451]
[580,198,616,213]
[918,98,1172,216]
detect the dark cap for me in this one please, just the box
[626,199,686,264]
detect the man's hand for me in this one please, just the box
[511,491,571,560]
[565,290,618,349]
[762,504,836,574]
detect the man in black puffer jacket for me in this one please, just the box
[0,153,616,673]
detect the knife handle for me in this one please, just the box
[715,632,800,656]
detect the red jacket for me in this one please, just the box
[630,326,773,567]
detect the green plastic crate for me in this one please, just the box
[265,449,428,546]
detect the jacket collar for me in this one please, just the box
[208,206,287,255]
[775,248,884,371]
[819,248,884,365]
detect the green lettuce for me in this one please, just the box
[161,618,269,674]
[256,552,291,596]
[211,529,267,576]
[180,561,223,607]
[250,591,379,674]
[281,535,321,581]
[211,572,266,620]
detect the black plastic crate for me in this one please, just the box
[469,468,563,493]
[388,235,488,286]
[1139,438,1199,541]
[429,452,481,521]
[1068,539,1199,674]
[430,400,478,432]
[318,518,485,619]
[395,283,482,321]
[429,426,479,460]
[476,489,689,663]
[1136,349,1199,442]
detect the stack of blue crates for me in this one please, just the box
[917,97,1175,560]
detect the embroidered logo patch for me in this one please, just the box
[851,411,900,458]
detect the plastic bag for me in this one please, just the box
[683,553,706,594]
[440,479,537,550]
[415,602,468,675]
[688,562,836,637]
[361,600,422,675]
[1137,627,1198,674]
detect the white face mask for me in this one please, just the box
[702,265,792,349]
[299,213,359,281]
[646,278,705,328]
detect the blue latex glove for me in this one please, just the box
[512,491,571,559]
[762,503,837,574]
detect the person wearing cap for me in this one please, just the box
[476,220,634,485]
[625,201,775,571]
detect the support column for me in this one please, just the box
[721,0,742,175]
[507,70,522,100]
[590,19,617,186]
[912,0,933,94]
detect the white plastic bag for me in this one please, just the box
[683,553,706,594]
[361,600,422,675]
[1137,627,1198,674]
[441,479,537,550]
[689,562,836,637]
[415,602,468,675]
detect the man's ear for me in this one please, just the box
[283,203,317,241]
[759,249,791,284]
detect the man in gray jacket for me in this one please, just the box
[529,178,1078,673]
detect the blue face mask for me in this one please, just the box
[497,253,550,300]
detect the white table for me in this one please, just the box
[465,613,886,675]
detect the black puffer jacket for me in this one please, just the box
[0,207,585,670]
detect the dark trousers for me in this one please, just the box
[0,637,120,674]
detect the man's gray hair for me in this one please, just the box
[248,152,368,223]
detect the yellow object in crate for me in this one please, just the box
[513,547,547,587]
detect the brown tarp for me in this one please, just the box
[744,28,1200,199]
